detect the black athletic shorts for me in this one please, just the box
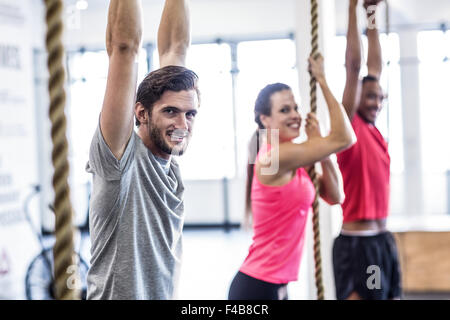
[332,231,402,300]
[228,271,288,300]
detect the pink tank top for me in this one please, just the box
[240,145,315,284]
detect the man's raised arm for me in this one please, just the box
[365,0,383,78]
[158,0,191,67]
[100,0,143,160]
[342,0,362,120]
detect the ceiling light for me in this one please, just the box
[76,0,88,11]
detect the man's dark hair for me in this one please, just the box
[135,65,200,126]
[362,74,379,85]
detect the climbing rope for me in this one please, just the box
[44,0,79,300]
[307,0,325,300]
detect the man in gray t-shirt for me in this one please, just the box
[86,0,200,300]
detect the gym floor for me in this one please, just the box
[177,229,253,300]
[178,230,450,300]
[80,229,450,300]
[79,229,306,300]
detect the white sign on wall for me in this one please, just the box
[0,0,40,299]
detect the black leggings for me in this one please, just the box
[228,271,288,300]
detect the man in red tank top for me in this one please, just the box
[333,0,401,300]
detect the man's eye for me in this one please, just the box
[186,112,197,119]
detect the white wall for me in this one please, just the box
[0,0,41,299]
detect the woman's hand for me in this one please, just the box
[308,54,326,84]
[305,112,321,140]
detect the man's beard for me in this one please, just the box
[149,124,189,157]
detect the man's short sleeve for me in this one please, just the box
[86,124,136,181]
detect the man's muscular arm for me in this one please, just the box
[342,0,362,120]
[158,0,191,67]
[365,0,383,78]
[101,0,143,160]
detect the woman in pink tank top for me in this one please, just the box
[228,55,356,300]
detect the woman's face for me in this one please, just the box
[260,89,302,142]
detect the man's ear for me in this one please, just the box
[135,102,149,125]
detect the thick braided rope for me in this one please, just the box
[308,0,325,300]
[44,0,78,300]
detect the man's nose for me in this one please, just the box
[175,114,189,130]
[377,99,383,109]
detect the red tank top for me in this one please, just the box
[337,113,390,222]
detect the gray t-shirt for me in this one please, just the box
[85,125,185,300]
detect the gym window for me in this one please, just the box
[417,30,450,215]
[66,49,148,189]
